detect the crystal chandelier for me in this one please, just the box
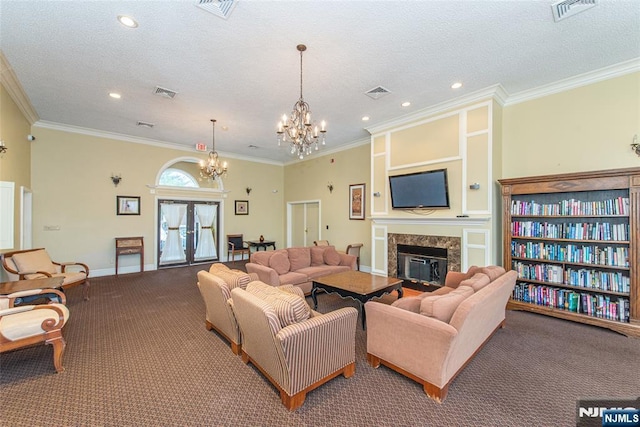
[200,119,227,180]
[277,44,327,160]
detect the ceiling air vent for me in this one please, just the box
[195,0,237,20]
[552,0,597,22]
[136,121,155,129]
[153,86,178,99]
[364,86,391,100]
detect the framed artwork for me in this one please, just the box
[235,200,249,215]
[117,196,140,215]
[349,184,365,220]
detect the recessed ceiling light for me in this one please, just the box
[401,102,411,107]
[451,82,463,89]
[362,116,370,121]
[109,92,121,99]
[117,15,138,28]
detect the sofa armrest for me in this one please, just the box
[339,253,357,270]
[245,262,280,286]
[365,301,458,387]
[277,307,357,395]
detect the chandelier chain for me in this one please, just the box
[277,44,327,160]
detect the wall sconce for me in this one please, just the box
[246,187,252,195]
[631,135,640,157]
[0,140,7,156]
[327,182,334,193]
[111,174,122,187]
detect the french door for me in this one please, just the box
[157,199,220,267]
[287,200,321,247]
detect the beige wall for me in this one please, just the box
[502,72,640,178]
[284,144,371,266]
[29,127,284,274]
[0,83,31,253]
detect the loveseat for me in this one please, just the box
[245,246,357,294]
[365,266,517,402]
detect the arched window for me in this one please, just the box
[159,168,199,188]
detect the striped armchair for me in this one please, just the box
[231,283,358,410]
[196,264,258,355]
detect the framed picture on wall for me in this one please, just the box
[117,196,140,215]
[235,200,249,215]
[349,184,365,220]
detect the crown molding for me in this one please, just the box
[0,51,39,124]
[33,120,283,166]
[365,84,508,135]
[282,137,371,166]
[504,57,640,106]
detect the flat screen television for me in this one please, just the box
[389,169,450,209]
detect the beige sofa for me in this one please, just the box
[245,246,356,294]
[365,266,517,402]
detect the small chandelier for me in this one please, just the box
[200,119,228,180]
[277,44,327,160]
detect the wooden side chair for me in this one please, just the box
[345,243,363,271]
[227,234,250,262]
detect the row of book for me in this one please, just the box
[511,221,629,241]
[513,261,631,292]
[510,197,629,216]
[512,283,630,322]
[511,241,630,268]
[563,267,630,293]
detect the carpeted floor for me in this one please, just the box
[1,264,638,426]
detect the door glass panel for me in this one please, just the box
[193,203,218,261]
[159,202,188,266]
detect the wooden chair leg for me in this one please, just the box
[48,336,66,373]
[230,341,241,355]
[343,362,355,378]
[423,382,448,403]
[281,390,306,411]
[83,279,90,301]
[367,353,381,368]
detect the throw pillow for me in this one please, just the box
[246,281,311,328]
[11,250,57,275]
[323,247,341,266]
[420,286,473,323]
[460,273,491,292]
[269,251,291,275]
[287,247,311,271]
[391,296,422,313]
[310,246,326,266]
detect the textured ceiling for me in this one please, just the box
[1,0,639,163]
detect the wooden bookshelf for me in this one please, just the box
[499,168,640,337]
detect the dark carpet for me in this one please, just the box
[1,264,638,426]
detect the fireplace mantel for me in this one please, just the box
[371,216,490,226]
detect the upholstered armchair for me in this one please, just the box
[2,248,90,300]
[196,264,258,355]
[231,281,357,410]
[0,288,70,373]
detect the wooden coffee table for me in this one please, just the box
[311,270,403,329]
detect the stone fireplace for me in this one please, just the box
[388,233,461,290]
